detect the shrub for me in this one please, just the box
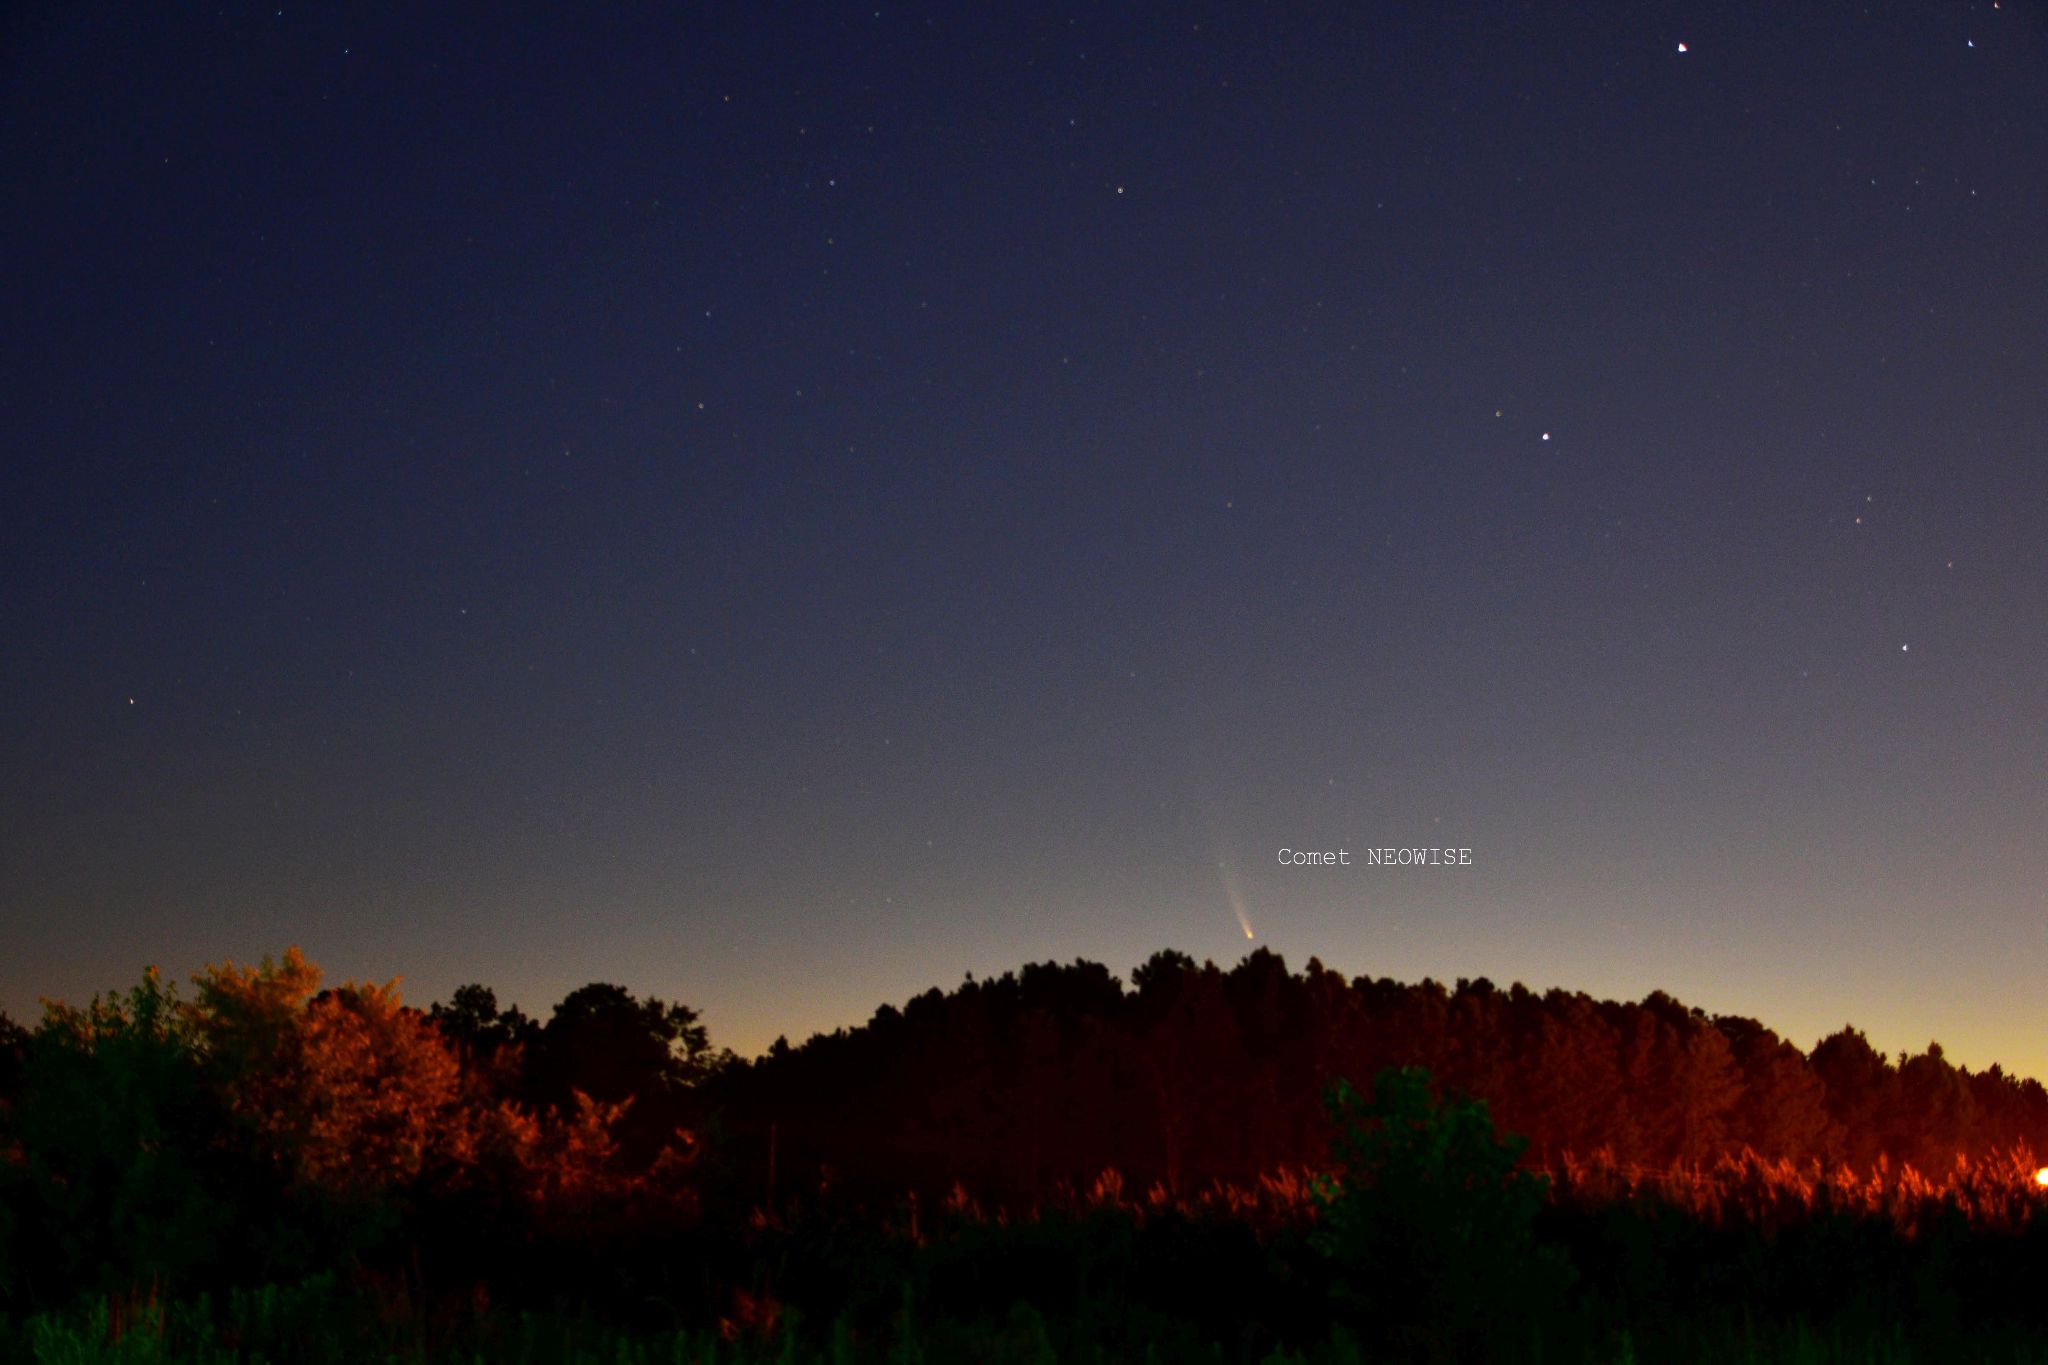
[1311,1067,1573,1360]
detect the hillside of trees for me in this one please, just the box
[705,947,2048,1197]
[7,945,2046,1232]
[6,945,2048,1361]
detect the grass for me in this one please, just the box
[12,1283,2048,1365]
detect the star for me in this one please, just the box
[1676,42,1688,53]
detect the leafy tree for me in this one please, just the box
[524,983,716,1167]
[1616,993,1742,1165]
[297,983,475,1194]
[0,1009,27,1106]
[1718,1015,1836,1159]
[430,984,538,1069]
[1130,948,1196,995]
[188,952,484,1198]
[2,969,229,1304]
[1890,1043,1977,1174]
[1811,1026,1895,1167]
[1507,991,1624,1163]
[1126,954,1244,1189]
[1311,1067,1570,1360]
[186,947,323,1114]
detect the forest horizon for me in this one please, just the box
[14,936,2048,1359]
[9,942,2042,1187]
[13,924,2043,1095]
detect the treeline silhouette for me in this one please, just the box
[0,950,710,1319]
[7,945,2048,1362]
[709,947,2048,1196]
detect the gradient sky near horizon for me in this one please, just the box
[4,3,2045,1075]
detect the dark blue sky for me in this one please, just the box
[4,2,2045,1072]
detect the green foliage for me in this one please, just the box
[1311,1067,1573,1359]
[16,1283,2048,1363]
[3,971,230,1304]
[0,1010,27,1098]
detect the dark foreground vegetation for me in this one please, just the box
[5,948,2048,1362]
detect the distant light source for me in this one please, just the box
[2035,1167,2048,1188]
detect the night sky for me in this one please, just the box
[4,3,2045,1075]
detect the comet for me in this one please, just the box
[1219,862,1255,940]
